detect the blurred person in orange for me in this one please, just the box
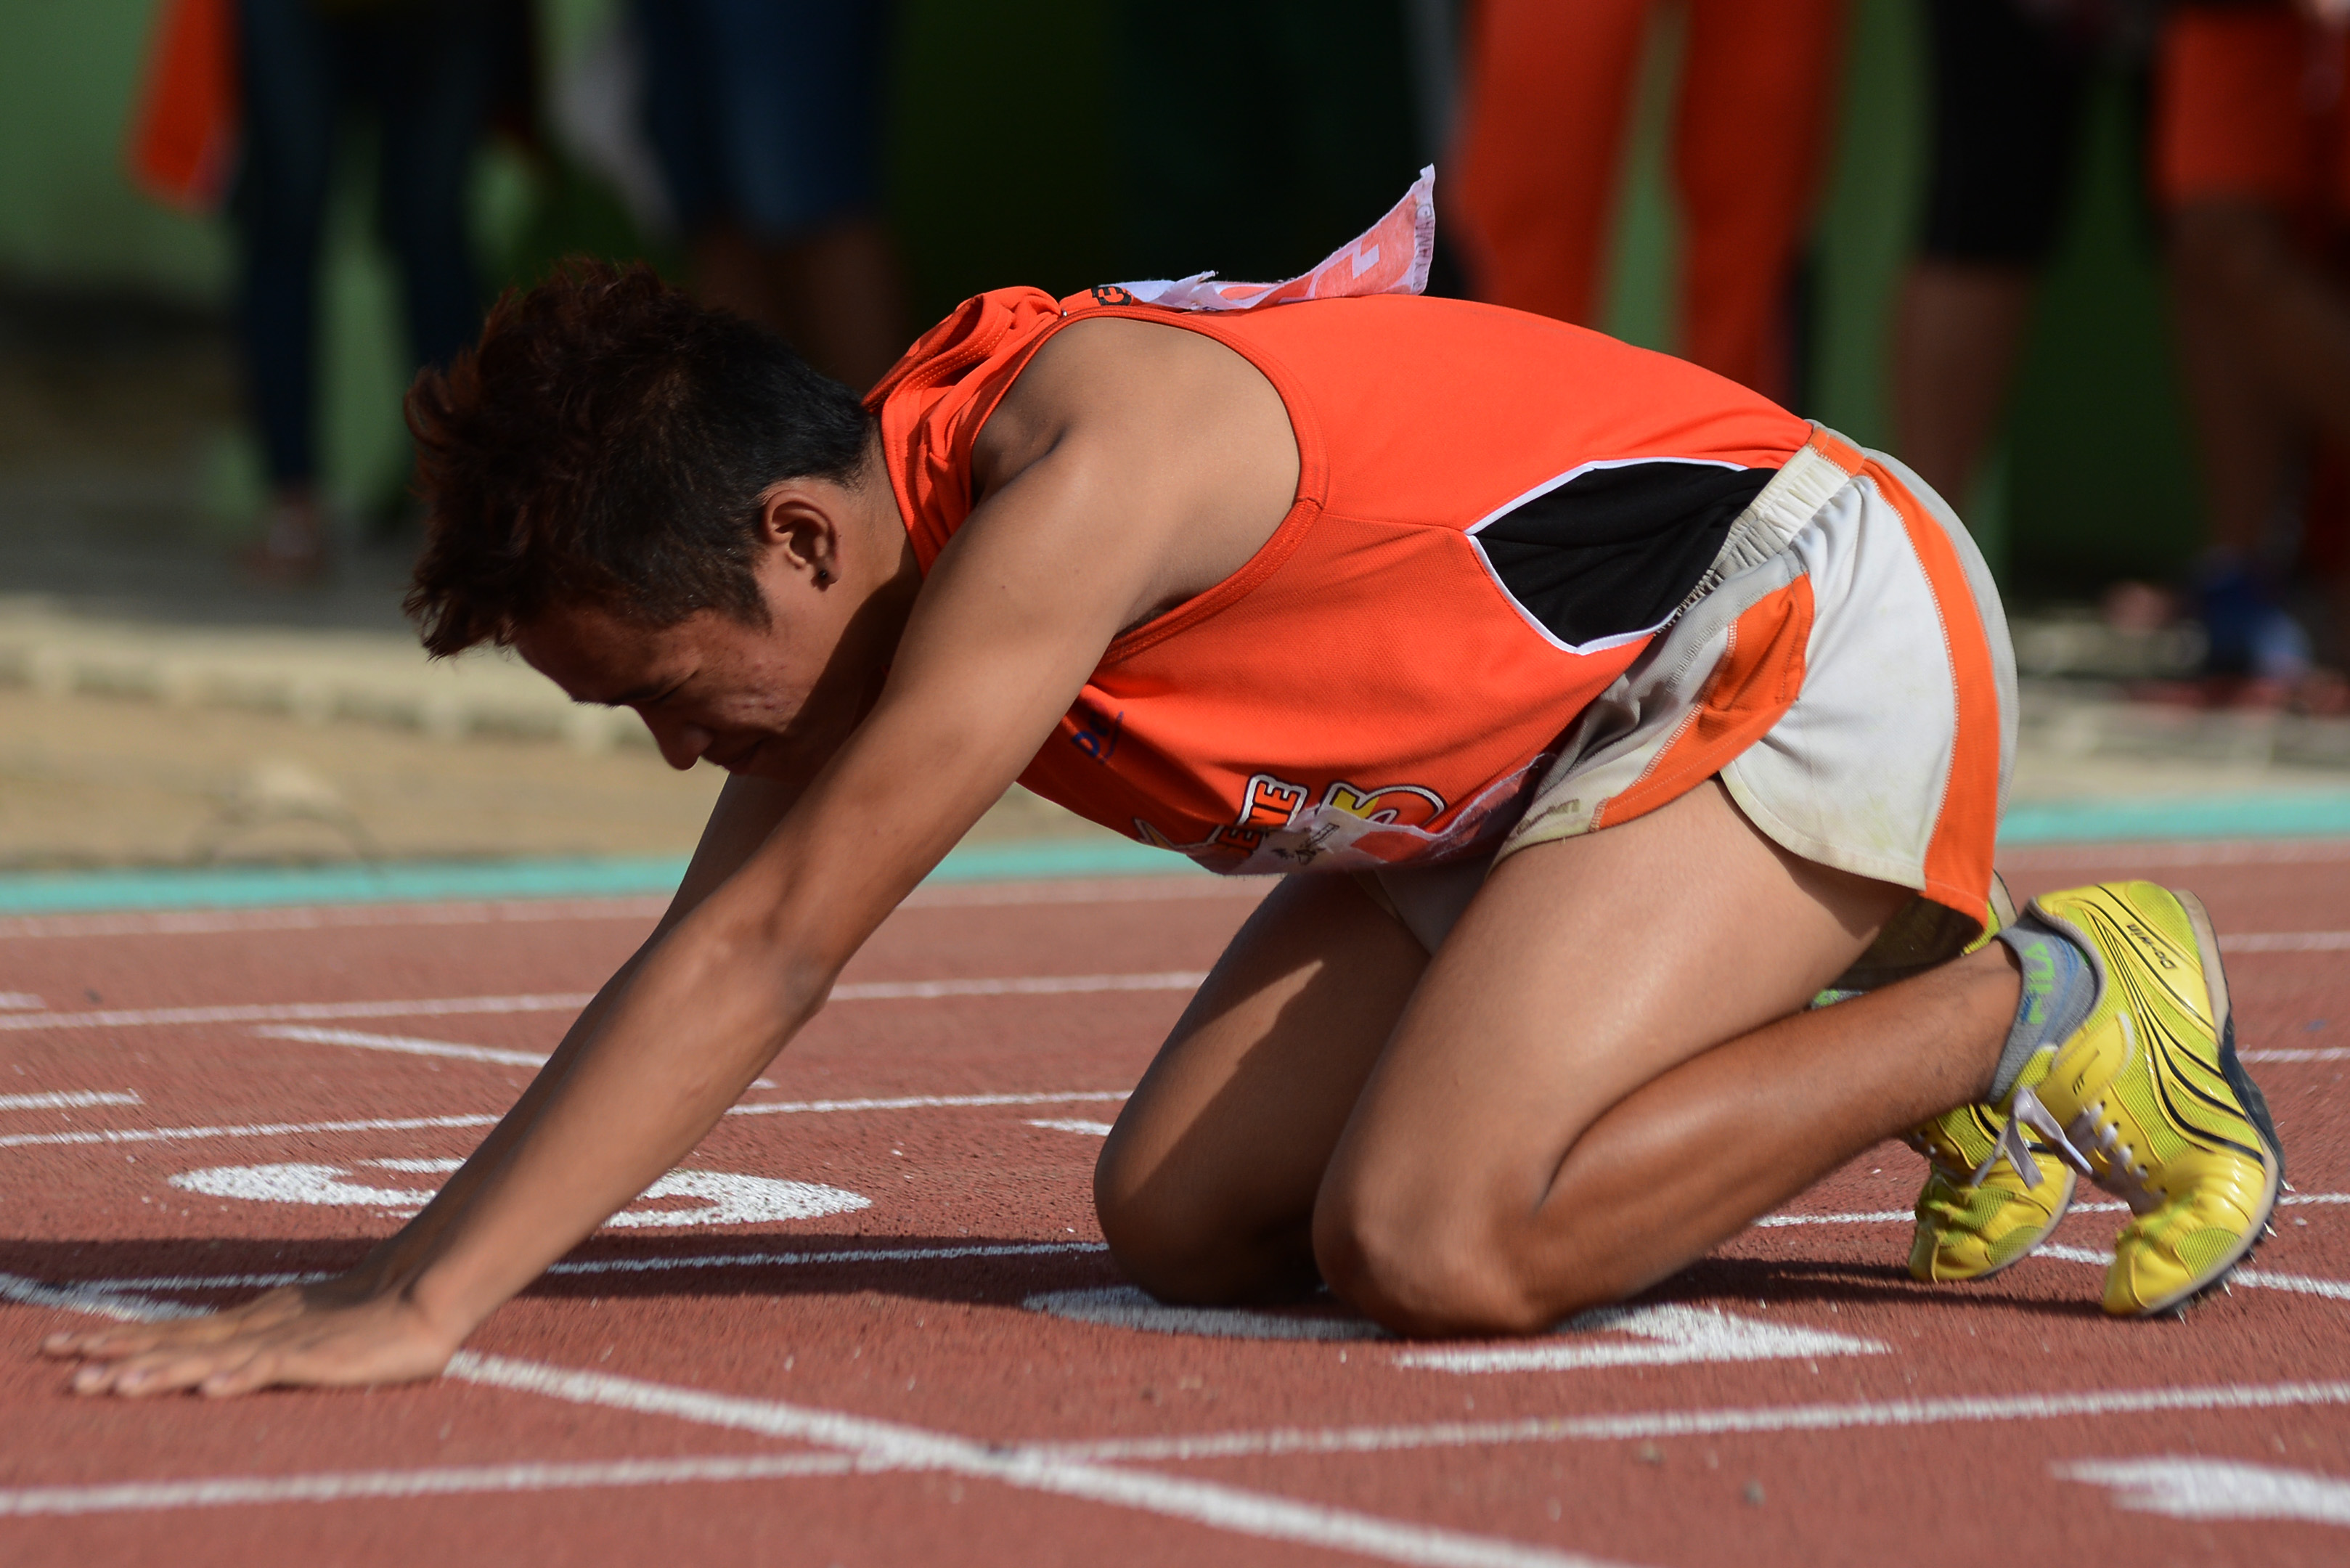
[1451,0,1849,404]
[2158,0,2350,703]
[632,0,909,394]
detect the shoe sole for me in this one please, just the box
[2131,889,2285,1316]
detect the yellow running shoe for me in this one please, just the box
[2002,881,2285,1317]
[1896,873,2080,1283]
[1904,1092,2077,1283]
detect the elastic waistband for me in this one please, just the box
[1673,426,1859,618]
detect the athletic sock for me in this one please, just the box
[1986,915,2099,1103]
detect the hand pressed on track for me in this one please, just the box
[41,1282,460,1398]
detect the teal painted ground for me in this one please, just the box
[4,793,2349,915]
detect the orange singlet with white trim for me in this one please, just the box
[867,287,1813,875]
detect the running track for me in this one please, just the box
[2,842,2348,1566]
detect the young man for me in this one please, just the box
[49,186,2281,1397]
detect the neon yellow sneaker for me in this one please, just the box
[2002,882,2284,1317]
[1904,1091,2078,1283]
[1896,874,2081,1283]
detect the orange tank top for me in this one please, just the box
[867,288,1812,874]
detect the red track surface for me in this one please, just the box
[2,846,2347,1566]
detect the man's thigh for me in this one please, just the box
[1095,871,1427,1302]
[1317,779,1909,1316]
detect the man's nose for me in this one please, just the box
[639,713,714,771]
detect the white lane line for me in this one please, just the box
[1753,1191,2349,1229]
[729,1090,1129,1120]
[0,873,1262,941]
[251,1026,778,1088]
[0,1278,1638,1567]
[2243,1047,2350,1063]
[2219,931,2350,953]
[0,992,44,1009]
[0,1111,502,1152]
[86,1240,1111,1296]
[0,1090,141,1112]
[447,1352,1627,1568]
[1394,1305,1887,1374]
[0,1452,861,1517]
[832,972,1206,1001]
[0,1088,1130,1151]
[2039,1244,2350,1303]
[2057,1457,2350,1527]
[0,1271,200,1323]
[0,993,597,1034]
[0,973,1206,1034]
[256,1026,550,1069]
[1027,1118,1115,1135]
[1040,1381,2350,1465]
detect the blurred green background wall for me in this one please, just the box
[0,0,2202,601]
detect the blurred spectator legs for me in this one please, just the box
[635,0,907,394]
[1452,0,1847,404]
[232,0,504,581]
[1892,0,2096,508]
[2157,4,2350,700]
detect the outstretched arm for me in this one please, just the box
[44,314,1297,1396]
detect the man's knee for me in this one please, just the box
[1093,1148,1280,1306]
[1310,1177,1578,1339]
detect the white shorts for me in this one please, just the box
[1360,425,2018,981]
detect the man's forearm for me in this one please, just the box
[340,950,651,1293]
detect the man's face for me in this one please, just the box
[514,536,902,783]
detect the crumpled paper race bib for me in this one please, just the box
[1093,165,1435,314]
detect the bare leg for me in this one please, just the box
[689,219,908,395]
[1313,780,2012,1335]
[1891,261,2036,506]
[2173,202,2350,457]
[2168,204,2297,558]
[772,219,909,396]
[1096,873,1427,1303]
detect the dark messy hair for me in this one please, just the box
[404,259,876,657]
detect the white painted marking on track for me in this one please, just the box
[84,1240,1110,1296]
[831,971,1205,1001]
[0,973,1203,1033]
[2242,1046,2350,1063]
[0,873,1261,939]
[2221,931,2350,953]
[255,1024,550,1068]
[446,1352,1631,1568]
[1030,1285,1388,1342]
[0,1090,140,1112]
[0,1089,1130,1150]
[2038,1243,2350,1302]
[2057,1457,2350,1527]
[1027,1118,1115,1135]
[1751,1191,2348,1228]
[168,1159,871,1228]
[1040,1380,2350,1464]
[0,992,43,1010]
[252,1025,780,1087]
[1024,1289,1888,1371]
[0,1270,198,1323]
[1395,1304,1888,1373]
[0,1452,861,1517]
[11,1283,1637,1567]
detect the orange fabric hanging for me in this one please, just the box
[126,0,240,213]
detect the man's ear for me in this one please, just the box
[756,481,842,585]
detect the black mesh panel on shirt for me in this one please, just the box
[1470,460,1774,648]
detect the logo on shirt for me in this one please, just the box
[1133,773,1450,867]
